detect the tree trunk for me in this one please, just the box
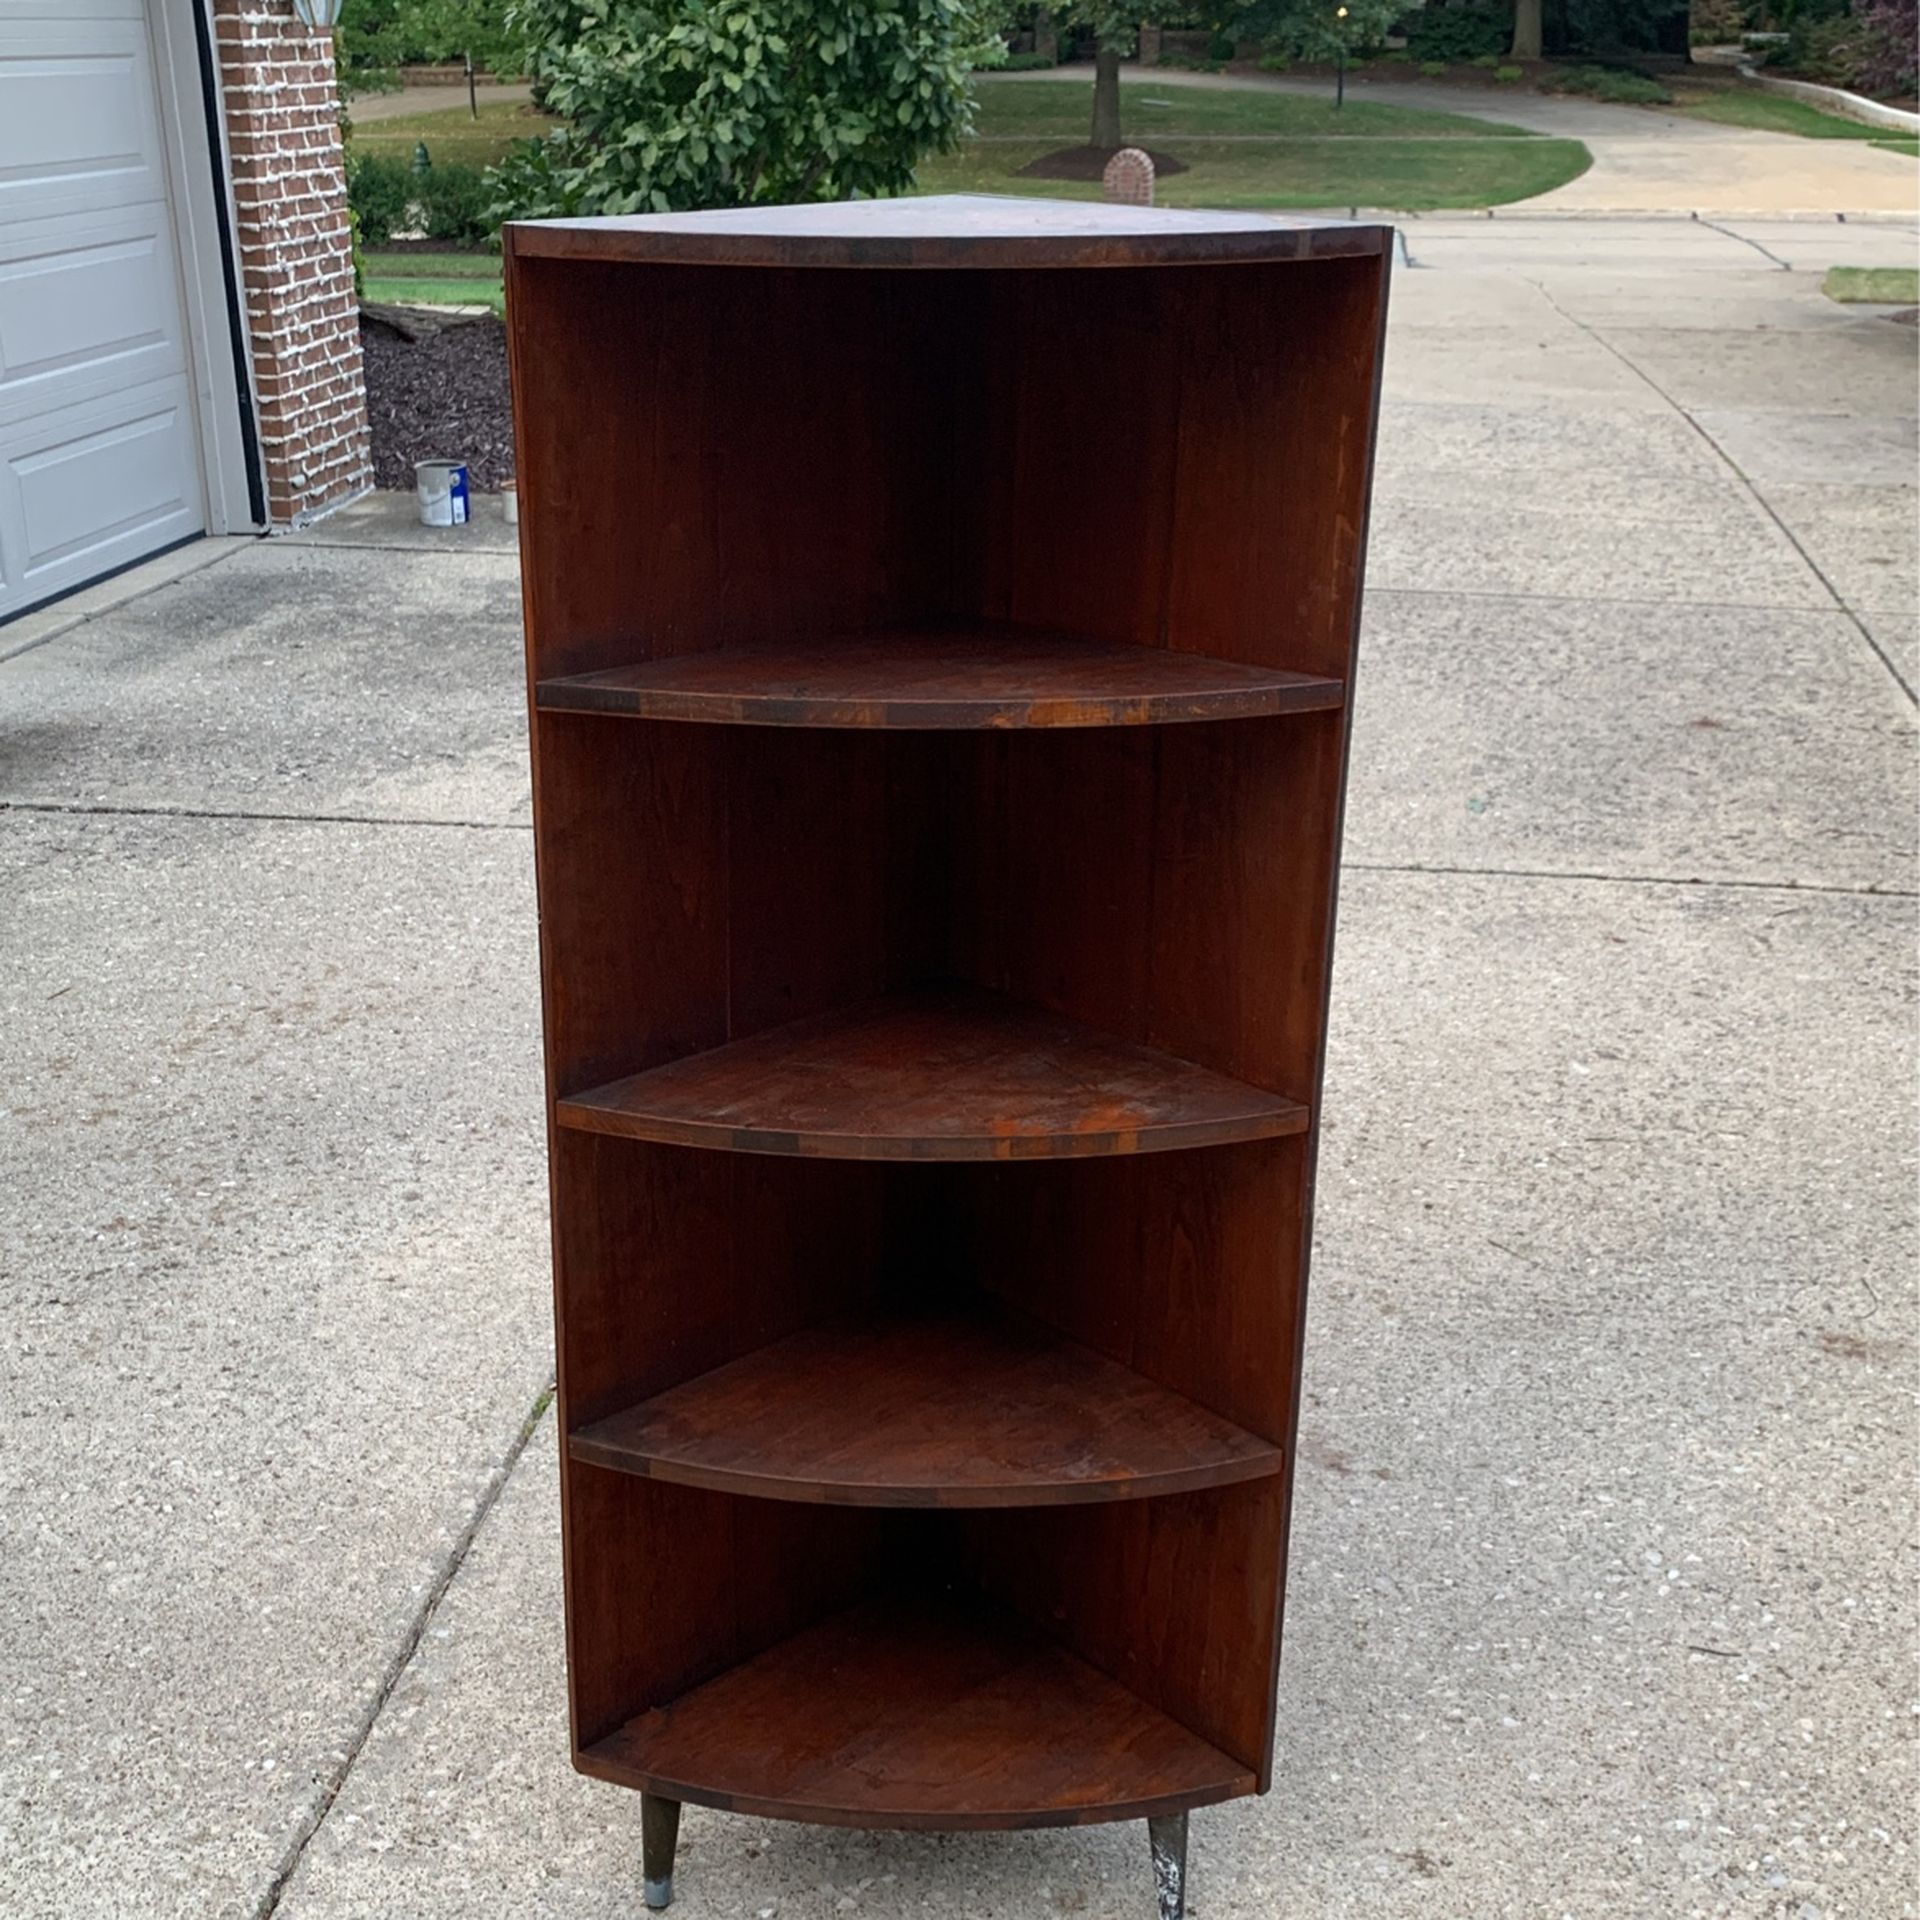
[1510,0,1543,60]
[1091,43,1123,150]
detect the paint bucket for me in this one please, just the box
[501,478,519,526]
[414,459,470,527]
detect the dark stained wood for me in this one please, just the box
[507,194,1390,1881]
[959,1478,1290,1775]
[536,626,1343,730]
[556,987,1309,1161]
[506,193,1392,271]
[581,1589,1257,1830]
[569,1308,1286,1507]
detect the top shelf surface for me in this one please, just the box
[505,193,1393,270]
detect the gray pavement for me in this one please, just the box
[1,214,1914,1920]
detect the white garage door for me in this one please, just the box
[0,0,207,622]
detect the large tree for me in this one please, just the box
[1510,0,1543,58]
[494,0,988,215]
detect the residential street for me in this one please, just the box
[1,209,1914,1920]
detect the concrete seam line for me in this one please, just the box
[1366,584,1875,617]
[0,799,532,833]
[1694,216,1792,270]
[1524,277,1919,709]
[1347,859,1917,899]
[249,1378,558,1920]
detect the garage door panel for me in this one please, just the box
[0,28,165,225]
[1,374,199,588]
[0,233,179,397]
[0,1,206,620]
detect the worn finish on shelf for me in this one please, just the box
[582,1590,1257,1830]
[556,987,1310,1161]
[569,1309,1287,1506]
[536,625,1345,730]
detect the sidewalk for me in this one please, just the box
[1,215,1913,1920]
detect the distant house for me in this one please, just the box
[0,0,369,623]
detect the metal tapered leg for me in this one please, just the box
[642,1793,681,1911]
[1147,1811,1189,1920]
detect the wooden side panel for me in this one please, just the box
[1146,709,1349,1096]
[986,271,1182,646]
[967,1138,1305,1442]
[1164,256,1391,678]
[534,718,894,1093]
[566,1471,884,1750]
[954,1480,1288,1774]
[508,260,965,681]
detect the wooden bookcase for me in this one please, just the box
[504,196,1391,1920]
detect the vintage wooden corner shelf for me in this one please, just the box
[504,193,1391,1920]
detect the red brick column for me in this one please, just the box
[212,1,372,524]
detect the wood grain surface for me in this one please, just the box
[556,986,1310,1160]
[569,1308,1285,1506]
[582,1587,1257,1829]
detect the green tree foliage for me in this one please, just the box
[1228,0,1401,62]
[337,0,527,85]
[491,0,987,216]
[1402,0,1512,59]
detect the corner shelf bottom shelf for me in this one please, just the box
[579,1589,1256,1831]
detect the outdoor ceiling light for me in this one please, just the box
[289,0,346,28]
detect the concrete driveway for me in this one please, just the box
[1,214,1914,1920]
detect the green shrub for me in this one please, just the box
[1404,0,1509,62]
[415,160,494,242]
[346,149,412,247]
[1158,50,1225,68]
[996,50,1055,69]
[1419,58,1449,73]
[1257,49,1291,70]
[1495,61,1523,78]
[492,0,977,217]
[1470,50,1500,65]
[1546,62,1674,101]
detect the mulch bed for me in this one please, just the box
[360,308,514,492]
[1015,144,1191,180]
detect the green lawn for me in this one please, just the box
[343,77,1590,225]
[349,99,556,168]
[1823,265,1920,304]
[966,76,1536,139]
[921,78,1589,209]
[362,248,504,313]
[1872,136,1920,157]
[1669,86,1891,138]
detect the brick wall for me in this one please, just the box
[212,0,372,525]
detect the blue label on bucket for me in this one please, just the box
[447,465,470,524]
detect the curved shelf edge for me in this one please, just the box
[536,628,1345,732]
[576,1592,1259,1832]
[554,988,1309,1164]
[567,1310,1287,1509]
